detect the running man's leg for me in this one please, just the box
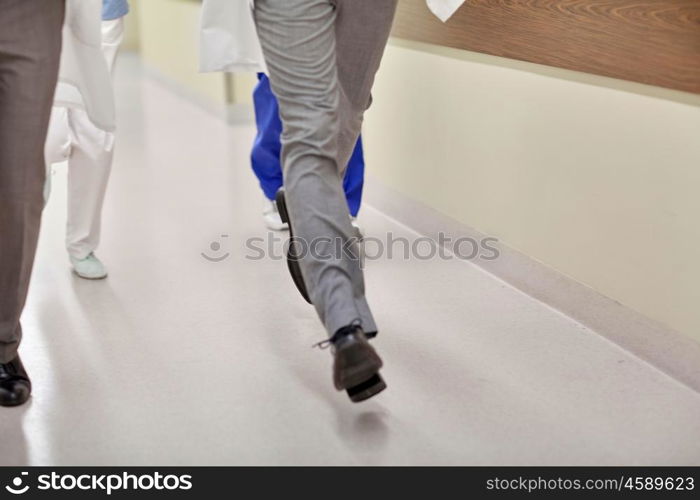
[252,72,365,215]
[254,0,396,336]
[254,0,366,335]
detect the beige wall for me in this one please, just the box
[136,0,227,105]
[121,1,140,52]
[134,0,255,108]
[363,39,700,341]
[231,73,257,106]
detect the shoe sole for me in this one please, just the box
[275,189,311,304]
[334,339,383,390]
[73,269,108,281]
[346,373,387,403]
[72,270,108,280]
[0,395,31,407]
[0,386,31,407]
[265,224,289,232]
[264,218,289,232]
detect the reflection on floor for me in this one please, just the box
[2,55,699,466]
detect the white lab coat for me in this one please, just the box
[56,0,115,132]
[199,0,466,74]
[45,2,123,260]
[199,0,266,73]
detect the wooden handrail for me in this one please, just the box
[391,0,700,94]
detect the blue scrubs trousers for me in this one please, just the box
[251,73,364,217]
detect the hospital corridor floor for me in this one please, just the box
[2,56,699,466]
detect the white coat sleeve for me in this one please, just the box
[199,0,266,74]
[55,0,115,132]
[426,0,467,22]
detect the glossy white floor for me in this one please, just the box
[2,55,699,466]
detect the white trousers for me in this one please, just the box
[45,18,124,259]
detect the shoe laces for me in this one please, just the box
[311,323,362,349]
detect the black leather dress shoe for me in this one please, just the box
[0,355,31,407]
[320,326,386,403]
[275,189,312,304]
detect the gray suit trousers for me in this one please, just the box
[0,0,65,362]
[253,0,397,337]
